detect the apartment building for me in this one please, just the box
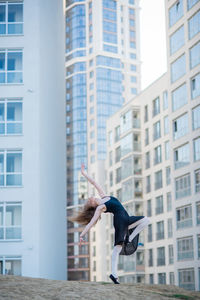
[100,0,200,290]
[0,0,66,279]
[65,0,141,281]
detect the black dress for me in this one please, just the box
[103,196,144,253]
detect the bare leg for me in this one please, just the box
[111,244,122,278]
[128,216,150,242]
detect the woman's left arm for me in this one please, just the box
[80,205,104,238]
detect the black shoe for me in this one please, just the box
[109,274,120,284]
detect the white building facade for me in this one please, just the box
[93,0,200,290]
[0,0,67,280]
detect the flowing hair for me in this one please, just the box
[69,202,101,226]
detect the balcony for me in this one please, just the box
[175,161,189,169]
[133,142,141,151]
[177,219,192,229]
[178,251,194,260]
[133,118,140,128]
[176,187,191,199]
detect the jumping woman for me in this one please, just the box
[71,164,150,284]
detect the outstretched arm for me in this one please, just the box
[81,164,107,198]
[80,205,103,239]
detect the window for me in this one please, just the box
[177,237,194,260]
[115,146,121,163]
[147,199,152,217]
[175,173,191,199]
[146,175,151,193]
[144,105,148,122]
[165,141,170,160]
[0,202,22,240]
[173,113,188,140]
[152,97,160,116]
[155,195,163,214]
[169,0,183,27]
[122,178,133,202]
[116,167,121,184]
[170,25,184,55]
[149,274,154,284]
[178,268,195,291]
[121,133,132,157]
[0,99,22,135]
[176,205,192,229]
[109,171,113,187]
[156,221,164,240]
[0,150,22,186]
[169,245,174,264]
[163,91,168,110]
[164,116,169,135]
[166,166,171,185]
[145,151,150,169]
[148,224,152,242]
[145,128,149,145]
[192,105,200,130]
[191,73,200,99]
[196,202,200,224]
[155,170,162,190]
[153,121,161,140]
[121,156,133,180]
[171,54,186,83]
[158,273,166,284]
[0,2,23,35]
[0,256,21,275]
[0,49,23,84]
[195,169,200,193]
[187,0,200,10]
[188,10,200,39]
[190,41,200,69]
[133,133,141,151]
[172,83,187,111]
[148,249,153,266]
[168,218,173,238]
[198,235,200,259]
[167,192,172,211]
[90,155,95,163]
[193,137,200,161]
[174,143,190,169]
[154,145,162,165]
[108,130,112,146]
[157,247,165,266]
[120,110,132,134]
[115,125,120,142]
[109,151,112,166]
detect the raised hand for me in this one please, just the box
[81,163,86,175]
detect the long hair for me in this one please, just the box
[69,202,101,226]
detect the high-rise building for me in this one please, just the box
[0,0,66,279]
[102,0,200,290]
[65,0,141,281]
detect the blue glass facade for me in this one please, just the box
[96,56,123,159]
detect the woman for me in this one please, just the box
[71,164,150,284]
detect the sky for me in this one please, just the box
[140,0,167,90]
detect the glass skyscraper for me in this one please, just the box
[66,0,141,281]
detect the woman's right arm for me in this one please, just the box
[81,164,107,198]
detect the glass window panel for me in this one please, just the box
[188,10,200,39]
[192,105,200,130]
[6,152,22,173]
[0,52,5,70]
[170,25,184,55]
[190,41,200,69]
[7,52,22,70]
[194,138,200,161]
[174,143,190,169]
[191,73,200,99]
[172,83,187,111]
[187,0,200,10]
[169,0,183,27]
[173,113,188,140]
[171,54,186,83]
